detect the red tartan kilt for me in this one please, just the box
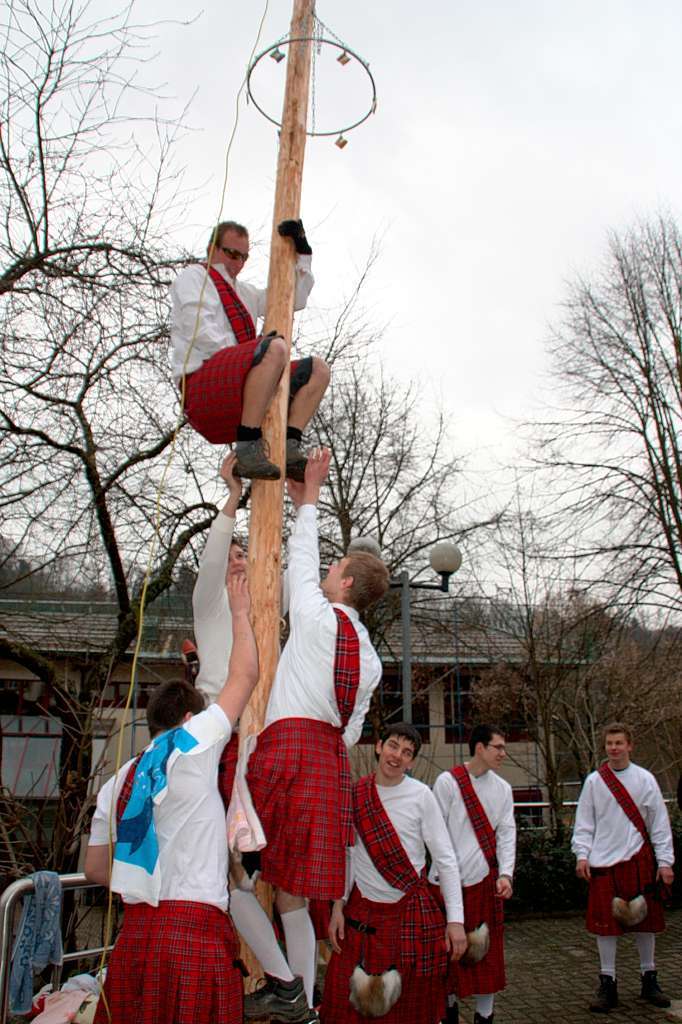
[94,900,243,1024]
[309,898,333,940]
[448,874,506,998]
[586,842,665,935]
[218,732,239,810]
[247,718,346,900]
[183,343,303,444]
[320,887,447,1024]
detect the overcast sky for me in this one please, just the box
[118,0,681,508]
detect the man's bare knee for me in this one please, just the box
[310,356,330,389]
[262,336,287,368]
[276,889,306,914]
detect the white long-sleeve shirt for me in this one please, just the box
[170,256,314,381]
[193,511,234,704]
[571,762,674,868]
[264,505,382,748]
[349,776,464,924]
[431,768,516,888]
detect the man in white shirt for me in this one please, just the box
[432,724,516,1024]
[85,575,258,1024]
[321,722,467,1023]
[171,219,329,481]
[190,454,314,1024]
[572,722,675,1014]
[246,448,389,1013]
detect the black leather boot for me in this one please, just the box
[440,1002,459,1024]
[589,974,618,1013]
[640,970,671,1008]
[473,1013,494,1024]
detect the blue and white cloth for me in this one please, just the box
[110,712,224,905]
[9,871,63,1014]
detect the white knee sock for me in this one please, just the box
[280,906,316,1005]
[634,932,655,973]
[597,935,618,978]
[230,890,295,982]
[475,993,495,1018]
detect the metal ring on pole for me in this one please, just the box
[247,37,377,138]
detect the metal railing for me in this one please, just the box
[0,873,110,1024]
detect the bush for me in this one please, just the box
[509,830,587,915]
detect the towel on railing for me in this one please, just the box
[9,870,63,1014]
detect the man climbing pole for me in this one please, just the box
[170,218,329,480]
[246,447,390,1014]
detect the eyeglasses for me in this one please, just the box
[487,743,506,752]
[219,246,249,262]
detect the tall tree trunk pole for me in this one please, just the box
[238,0,315,988]
[241,0,315,735]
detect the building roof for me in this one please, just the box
[0,592,534,668]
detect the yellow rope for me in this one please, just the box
[96,4,272,1012]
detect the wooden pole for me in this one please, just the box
[241,0,315,741]
[238,0,315,986]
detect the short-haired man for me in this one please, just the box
[246,448,390,1015]
[572,722,675,1013]
[171,218,330,480]
[320,723,466,1023]
[432,724,516,1024]
[85,575,258,1024]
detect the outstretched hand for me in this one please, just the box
[220,452,242,515]
[286,447,330,508]
[227,573,251,617]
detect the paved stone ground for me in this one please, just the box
[452,909,682,1024]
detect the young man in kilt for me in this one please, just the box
[432,724,516,1024]
[321,722,467,1024]
[189,453,311,1022]
[171,218,329,480]
[246,447,390,1015]
[572,722,675,1013]
[84,575,258,1024]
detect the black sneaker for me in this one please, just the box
[473,1013,494,1024]
[234,438,281,480]
[441,1002,459,1024]
[640,969,671,1008]
[244,974,316,1022]
[285,438,308,482]
[590,974,618,1013]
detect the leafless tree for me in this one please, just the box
[531,213,682,614]
[469,503,682,834]
[0,0,217,874]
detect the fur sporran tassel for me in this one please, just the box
[461,922,490,964]
[349,964,402,1017]
[612,895,647,927]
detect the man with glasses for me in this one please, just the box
[171,219,329,480]
[431,725,516,1024]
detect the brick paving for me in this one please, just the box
[453,909,682,1024]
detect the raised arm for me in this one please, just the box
[285,448,331,618]
[193,454,241,615]
[215,575,259,724]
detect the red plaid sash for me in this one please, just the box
[206,265,256,344]
[353,774,448,977]
[116,756,142,825]
[598,763,650,846]
[452,765,498,870]
[334,608,361,847]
